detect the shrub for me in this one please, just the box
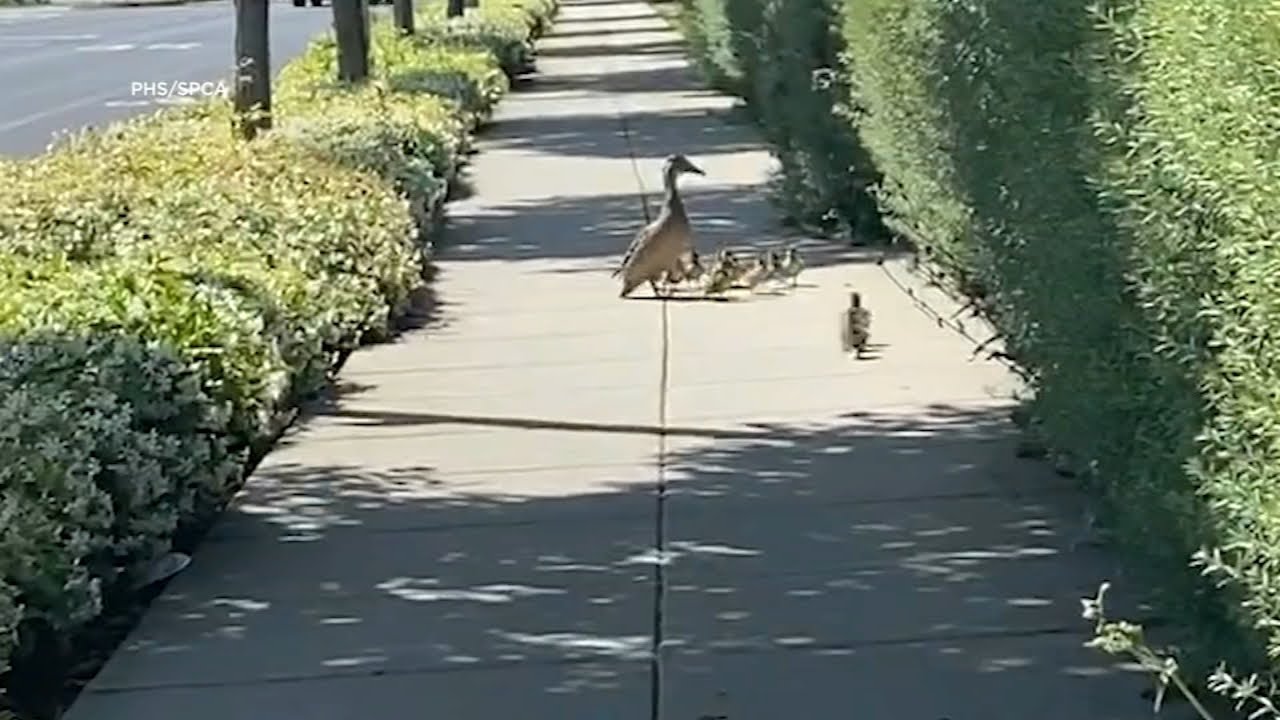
[0,110,421,444]
[680,0,744,93]
[0,0,558,696]
[840,0,1280,683]
[280,0,556,90]
[277,25,509,125]
[1087,0,1280,675]
[0,106,421,332]
[0,332,241,529]
[0,586,17,676]
[0,382,115,638]
[0,332,238,648]
[272,85,466,233]
[672,0,1280,692]
[0,255,296,447]
[415,0,545,76]
[669,0,883,238]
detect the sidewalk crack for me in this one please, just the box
[611,90,670,720]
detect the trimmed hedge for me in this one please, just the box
[417,0,557,75]
[0,332,241,646]
[677,0,882,239]
[0,0,557,696]
[677,0,1280,685]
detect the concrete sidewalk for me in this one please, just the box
[65,0,1157,717]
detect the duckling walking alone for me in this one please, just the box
[841,291,872,358]
[614,154,705,298]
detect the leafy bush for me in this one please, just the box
[0,109,421,444]
[0,333,238,649]
[272,86,466,232]
[0,382,115,639]
[838,0,1280,683]
[0,0,558,699]
[678,0,1280,690]
[278,25,509,125]
[0,586,17,676]
[670,0,883,238]
[415,0,545,76]
[273,15,518,242]
[0,107,421,329]
[0,255,297,446]
[0,333,241,525]
[1088,0,1280,675]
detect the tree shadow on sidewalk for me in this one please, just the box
[476,104,758,160]
[71,398,1156,717]
[442,186,885,269]
[543,39,687,58]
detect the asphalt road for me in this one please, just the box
[0,1,337,157]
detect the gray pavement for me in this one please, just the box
[64,0,1163,717]
[0,0,332,157]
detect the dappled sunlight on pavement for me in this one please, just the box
[64,0,1157,717]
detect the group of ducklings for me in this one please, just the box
[655,244,806,296]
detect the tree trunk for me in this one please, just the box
[233,0,271,139]
[393,0,413,34]
[332,0,370,82]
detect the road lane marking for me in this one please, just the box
[0,83,145,134]
[144,41,200,50]
[0,33,98,42]
[74,42,135,52]
[0,9,71,25]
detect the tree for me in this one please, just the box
[233,0,271,139]
[332,0,371,82]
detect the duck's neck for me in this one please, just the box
[662,167,683,211]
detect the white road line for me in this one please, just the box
[0,12,225,71]
[0,9,71,24]
[0,33,98,42]
[102,95,206,110]
[144,41,200,50]
[0,84,143,134]
[74,42,136,52]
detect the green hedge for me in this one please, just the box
[677,0,1280,686]
[676,0,882,239]
[0,0,557,692]
[417,0,558,76]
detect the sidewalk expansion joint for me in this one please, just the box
[611,92,671,720]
